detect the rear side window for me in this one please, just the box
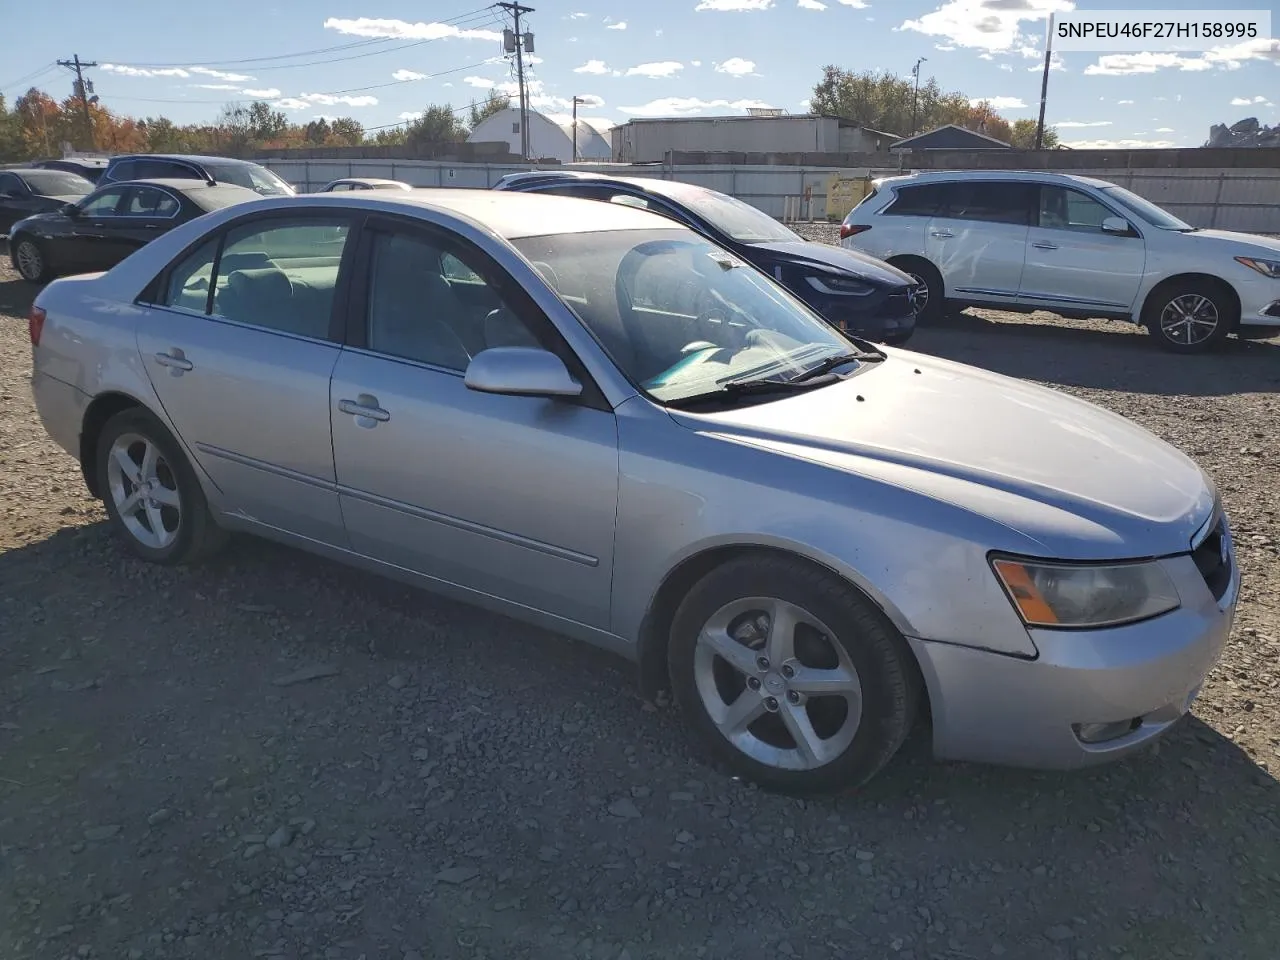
[884,183,948,217]
[107,159,138,182]
[940,181,1034,226]
[137,159,195,180]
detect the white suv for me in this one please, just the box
[839,170,1280,352]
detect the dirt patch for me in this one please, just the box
[2,239,1279,960]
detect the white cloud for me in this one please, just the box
[1117,99,1134,105]
[1055,120,1112,128]
[464,76,496,88]
[695,0,773,10]
[491,78,604,112]
[798,0,826,8]
[1154,127,1174,132]
[323,16,502,42]
[397,111,421,121]
[936,44,957,51]
[691,60,703,67]
[969,96,1026,109]
[544,113,615,132]
[799,98,811,109]
[715,57,757,76]
[574,60,610,74]
[392,69,427,81]
[274,98,310,110]
[1086,39,1279,76]
[625,61,684,78]
[999,63,1013,71]
[1027,53,1065,72]
[606,20,627,30]
[241,88,282,99]
[274,92,379,110]
[619,96,774,117]
[192,83,240,90]
[900,0,1073,53]
[977,52,993,60]
[1231,95,1271,106]
[102,64,192,79]
[836,0,868,5]
[569,11,589,18]
[656,28,664,35]
[1063,137,1175,149]
[190,66,253,82]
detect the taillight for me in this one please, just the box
[28,305,46,347]
[840,223,871,240]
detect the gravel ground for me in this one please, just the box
[2,230,1280,960]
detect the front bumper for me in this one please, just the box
[805,286,918,342]
[1233,274,1280,328]
[909,546,1238,771]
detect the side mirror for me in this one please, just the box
[464,346,583,399]
[1101,216,1132,235]
[61,202,80,216]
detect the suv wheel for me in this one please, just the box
[1143,280,1234,353]
[887,257,944,325]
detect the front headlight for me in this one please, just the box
[805,274,875,296]
[991,558,1180,629]
[1235,256,1280,279]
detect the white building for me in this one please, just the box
[610,113,901,162]
[467,107,611,163]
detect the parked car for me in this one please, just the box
[495,171,922,345]
[0,168,94,234]
[9,178,260,282]
[33,156,110,183]
[317,177,413,193]
[99,154,295,197]
[27,190,1236,794]
[840,170,1280,352]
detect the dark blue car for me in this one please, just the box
[493,171,921,344]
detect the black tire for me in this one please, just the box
[1142,279,1234,353]
[95,407,227,565]
[668,554,921,796]
[888,257,944,325]
[881,329,915,347]
[12,236,53,283]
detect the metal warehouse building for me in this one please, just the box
[610,111,901,162]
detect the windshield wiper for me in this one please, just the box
[666,372,840,408]
[790,350,882,383]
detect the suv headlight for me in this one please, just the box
[991,557,1180,629]
[1235,256,1280,279]
[805,274,875,296]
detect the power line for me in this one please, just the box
[57,55,99,149]
[495,2,534,160]
[0,62,60,95]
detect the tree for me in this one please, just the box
[404,104,468,145]
[0,95,26,162]
[468,91,511,129]
[14,88,65,158]
[1009,118,1060,149]
[329,117,364,146]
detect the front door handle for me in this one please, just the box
[1032,241,1059,250]
[930,230,954,239]
[339,395,391,423]
[154,350,193,372]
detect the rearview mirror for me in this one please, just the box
[464,346,583,399]
[1101,216,1132,235]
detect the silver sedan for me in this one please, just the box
[28,189,1238,794]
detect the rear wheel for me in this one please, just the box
[13,237,52,283]
[1143,279,1234,353]
[887,257,943,325]
[668,554,920,795]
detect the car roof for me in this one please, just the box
[874,170,1117,189]
[315,188,686,239]
[109,154,260,166]
[103,177,255,194]
[42,157,109,167]
[331,177,409,185]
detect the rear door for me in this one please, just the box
[856,181,949,260]
[925,180,1034,305]
[104,185,184,258]
[133,212,359,545]
[1019,184,1147,315]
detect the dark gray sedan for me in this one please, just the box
[0,168,93,234]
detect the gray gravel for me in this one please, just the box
[2,234,1280,960]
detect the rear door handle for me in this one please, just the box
[930,230,954,239]
[154,350,193,372]
[339,395,391,423]
[1032,241,1058,250]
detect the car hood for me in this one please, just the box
[745,239,914,286]
[669,351,1215,559]
[1181,228,1280,256]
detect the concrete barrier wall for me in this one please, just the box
[259,156,1280,234]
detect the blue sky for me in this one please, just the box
[3,0,1278,147]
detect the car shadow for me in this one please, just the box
[907,310,1280,396]
[0,276,36,319]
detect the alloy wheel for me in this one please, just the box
[907,274,930,315]
[1159,293,1220,346]
[106,432,183,550]
[15,241,43,281]
[693,596,863,771]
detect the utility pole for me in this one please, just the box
[1034,13,1056,149]
[57,54,99,151]
[571,95,586,162]
[498,2,535,161]
[910,57,927,136]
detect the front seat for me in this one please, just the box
[370,239,471,369]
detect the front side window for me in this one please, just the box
[1100,185,1192,231]
[79,188,128,217]
[0,173,23,195]
[510,228,854,403]
[205,162,294,196]
[1038,186,1112,233]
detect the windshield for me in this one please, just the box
[205,162,295,197]
[510,228,856,404]
[1100,185,1193,231]
[648,182,802,244]
[21,170,93,196]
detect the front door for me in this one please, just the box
[1019,184,1148,316]
[925,180,1034,305]
[61,186,134,271]
[329,218,620,629]
[133,213,358,545]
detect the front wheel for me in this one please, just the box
[13,237,52,283]
[1143,280,1234,353]
[668,554,920,795]
[888,258,944,325]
